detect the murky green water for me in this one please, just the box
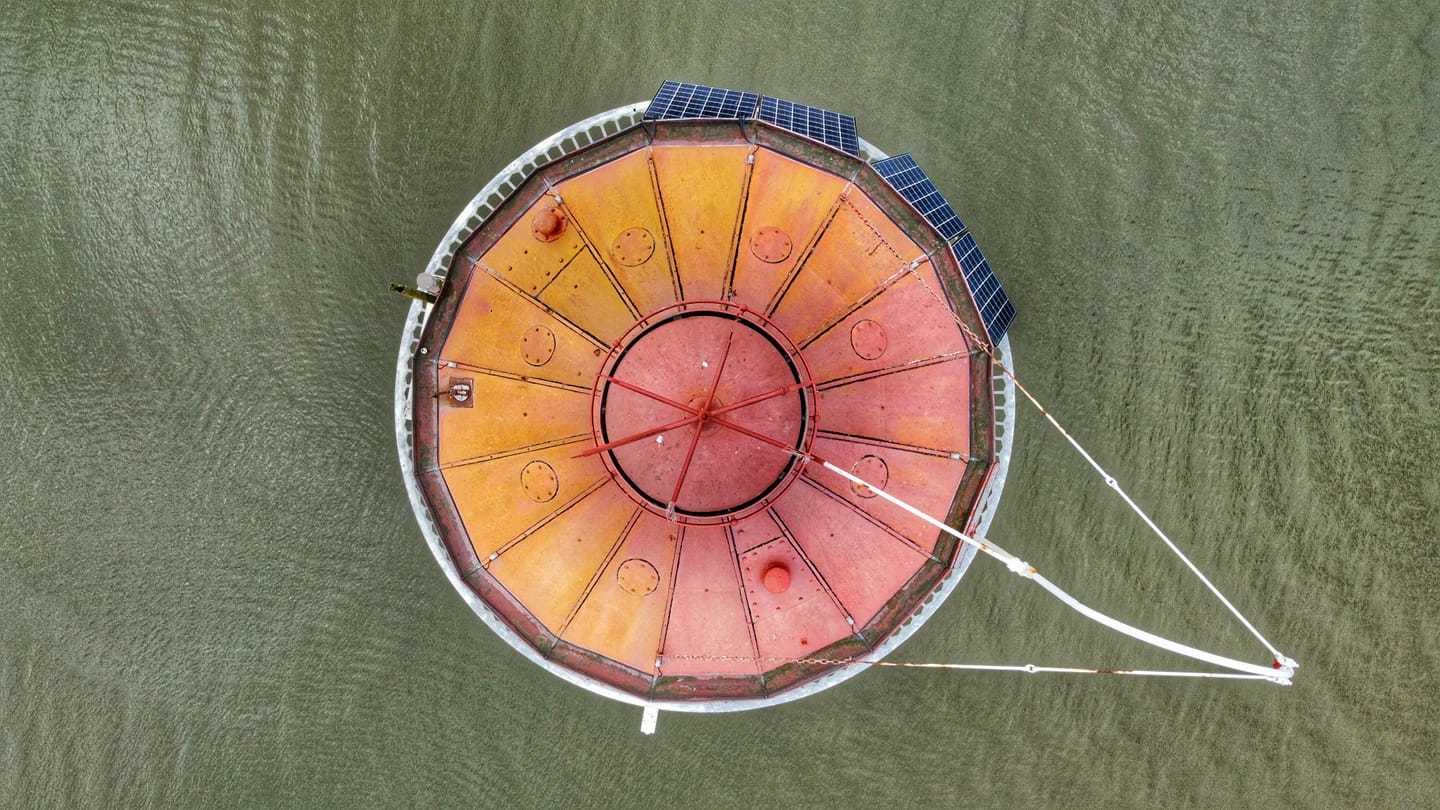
[3,1,1437,806]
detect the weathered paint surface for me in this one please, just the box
[739,536,855,663]
[416,123,995,702]
[441,270,605,388]
[443,442,609,560]
[817,361,971,455]
[532,249,635,345]
[601,313,803,513]
[486,484,636,630]
[556,150,675,316]
[435,369,590,466]
[769,193,924,340]
[800,271,969,378]
[660,525,760,677]
[807,435,968,554]
[650,144,751,302]
[728,149,847,312]
[561,511,678,673]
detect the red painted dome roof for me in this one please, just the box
[404,110,1002,706]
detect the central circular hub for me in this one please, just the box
[684,392,727,435]
[593,304,815,523]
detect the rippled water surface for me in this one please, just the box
[2,2,1437,806]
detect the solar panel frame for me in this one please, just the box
[754,95,859,155]
[643,81,759,121]
[872,154,966,241]
[988,299,1018,340]
[946,236,1017,343]
[890,179,1016,344]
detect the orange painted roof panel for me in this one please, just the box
[555,150,676,316]
[728,149,847,313]
[650,144,751,301]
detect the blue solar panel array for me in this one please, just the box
[874,153,1015,343]
[641,82,1014,341]
[755,95,859,155]
[643,81,859,155]
[952,233,1017,342]
[871,154,965,241]
[643,81,759,121]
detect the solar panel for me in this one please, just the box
[643,81,759,121]
[641,83,1014,341]
[878,159,1015,342]
[872,154,965,241]
[755,95,859,155]
[951,233,1017,343]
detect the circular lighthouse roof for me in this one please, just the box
[401,104,1009,709]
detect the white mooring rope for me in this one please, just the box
[666,654,1277,681]
[640,299,1293,737]
[819,460,1294,684]
[880,256,1298,679]
[983,353,1292,666]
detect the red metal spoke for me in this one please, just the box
[574,413,701,458]
[668,423,706,507]
[703,322,738,408]
[706,380,809,418]
[603,376,698,415]
[709,413,804,458]
[668,323,738,508]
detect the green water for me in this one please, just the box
[2,1,1437,806]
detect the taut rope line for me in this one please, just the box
[890,256,1297,677]
[667,654,1277,681]
[818,458,1293,683]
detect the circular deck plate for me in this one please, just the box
[611,227,655,266]
[521,325,557,366]
[410,121,999,707]
[617,558,660,595]
[750,226,793,263]
[592,302,817,524]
